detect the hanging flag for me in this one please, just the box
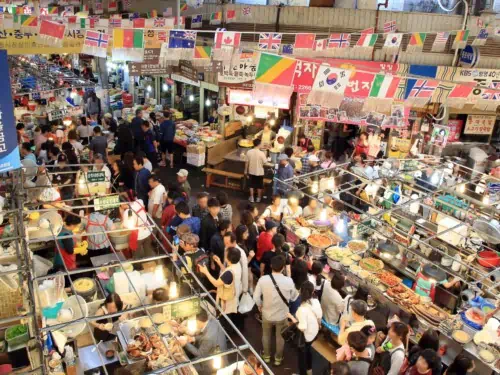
[431,32,449,52]
[80,16,100,29]
[147,10,158,18]
[360,27,374,34]
[128,12,140,20]
[210,11,222,25]
[308,65,350,107]
[363,73,401,112]
[472,28,488,46]
[61,6,73,16]
[123,0,132,11]
[314,39,328,52]
[180,4,188,12]
[254,52,297,101]
[258,33,282,51]
[174,16,185,28]
[15,15,38,31]
[355,33,378,51]
[406,79,438,107]
[81,30,109,58]
[473,82,500,111]
[151,17,165,28]
[163,7,173,17]
[133,18,146,28]
[294,33,315,55]
[48,6,59,15]
[242,6,251,17]
[80,4,89,12]
[67,16,77,25]
[282,44,294,55]
[407,32,426,52]
[226,9,236,22]
[162,30,196,61]
[193,46,212,66]
[328,33,350,48]
[94,1,103,15]
[383,33,403,53]
[108,1,118,11]
[213,31,241,62]
[191,14,202,28]
[452,30,469,49]
[38,19,66,47]
[112,28,144,62]
[109,17,121,28]
[383,20,396,33]
[431,82,455,104]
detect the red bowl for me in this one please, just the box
[477,251,500,268]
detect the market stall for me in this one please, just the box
[16,164,270,375]
[278,157,500,373]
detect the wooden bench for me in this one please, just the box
[203,168,244,190]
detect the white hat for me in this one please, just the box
[308,155,320,162]
[104,113,113,118]
[177,169,189,178]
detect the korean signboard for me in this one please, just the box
[94,195,121,211]
[464,115,496,135]
[0,50,21,173]
[129,49,170,76]
[86,171,106,183]
[171,60,199,87]
[218,52,258,89]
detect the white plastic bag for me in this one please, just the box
[238,292,255,314]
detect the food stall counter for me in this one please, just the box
[77,340,119,372]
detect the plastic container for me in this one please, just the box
[42,301,64,319]
[33,255,53,277]
[5,325,29,347]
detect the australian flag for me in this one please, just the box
[282,44,294,55]
[168,30,196,49]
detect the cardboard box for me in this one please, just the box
[187,144,206,154]
[187,153,205,167]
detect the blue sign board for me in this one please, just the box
[459,45,480,68]
[0,50,21,173]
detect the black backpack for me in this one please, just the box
[370,347,404,375]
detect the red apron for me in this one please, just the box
[57,234,77,270]
[86,215,110,249]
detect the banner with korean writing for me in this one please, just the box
[217,52,258,89]
[0,50,21,172]
[464,115,496,135]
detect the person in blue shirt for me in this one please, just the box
[175,201,201,235]
[133,155,151,207]
[159,111,176,168]
[275,154,295,196]
[21,142,37,164]
[131,108,144,151]
[140,121,158,168]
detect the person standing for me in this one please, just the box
[140,121,158,168]
[176,169,191,197]
[200,198,220,251]
[275,154,294,196]
[86,92,101,118]
[191,192,210,220]
[115,119,134,157]
[253,255,298,366]
[133,156,151,206]
[147,176,166,228]
[84,211,114,258]
[89,126,108,163]
[159,111,176,168]
[120,199,155,260]
[53,215,85,272]
[209,220,232,277]
[131,109,144,150]
[245,139,267,203]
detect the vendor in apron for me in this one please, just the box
[84,211,114,258]
[254,123,276,148]
[413,265,460,302]
[53,215,86,272]
[91,293,129,342]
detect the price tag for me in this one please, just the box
[86,171,105,183]
[94,195,120,211]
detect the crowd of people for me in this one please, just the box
[17,111,478,375]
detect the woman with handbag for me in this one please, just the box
[289,281,322,375]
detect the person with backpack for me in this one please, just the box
[253,255,298,366]
[308,260,326,300]
[346,331,372,375]
[373,321,408,375]
[289,281,322,375]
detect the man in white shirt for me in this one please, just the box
[120,199,155,260]
[245,138,267,203]
[147,175,166,228]
[93,154,112,194]
[253,255,298,366]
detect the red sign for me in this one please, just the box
[292,58,400,94]
[447,119,463,142]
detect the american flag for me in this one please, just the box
[109,18,121,28]
[328,33,350,48]
[154,18,165,28]
[242,6,251,16]
[409,79,437,97]
[383,20,396,33]
[259,33,282,51]
[84,30,109,47]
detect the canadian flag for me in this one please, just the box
[314,39,327,51]
[214,31,241,49]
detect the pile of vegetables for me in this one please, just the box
[6,325,27,340]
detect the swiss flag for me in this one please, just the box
[133,18,146,28]
[295,33,315,49]
[39,20,65,39]
[214,31,241,49]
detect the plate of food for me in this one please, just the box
[479,348,496,363]
[351,254,362,262]
[359,257,384,272]
[347,240,369,253]
[452,330,471,344]
[341,257,354,267]
[308,234,333,249]
[325,246,351,261]
[377,271,402,288]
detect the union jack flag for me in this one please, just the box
[258,33,282,51]
[482,82,500,100]
[383,20,396,33]
[328,33,350,48]
[409,79,438,98]
[109,18,121,28]
[154,18,165,28]
[242,6,251,16]
[184,31,197,40]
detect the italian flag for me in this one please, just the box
[369,74,400,98]
[356,33,378,48]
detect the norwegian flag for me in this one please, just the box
[409,79,438,98]
[328,33,350,48]
[109,18,121,28]
[314,39,327,52]
[84,30,109,47]
[242,6,251,16]
[258,33,282,51]
[383,20,396,33]
[153,17,165,28]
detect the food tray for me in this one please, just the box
[359,257,384,272]
[452,329,472,344]
[376,271,402,288]
[347,240,369,253]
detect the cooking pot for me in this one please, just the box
[477,250,500,268]
[237,138,253,157]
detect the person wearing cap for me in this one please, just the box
[159,111,176,168]
[177,169,191,197]
[245,138,267,203]
[89,126,108,163]
[173,233,208,287]
[275,154,294,196]
[256,220,278,261]
[307,154,321,173]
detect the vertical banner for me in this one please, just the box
[0,50,21,173]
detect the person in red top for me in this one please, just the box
[353,131,369,157]
[161,190,181,229]
[256,220,278,261]
[408,349,440,375]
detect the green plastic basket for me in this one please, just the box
[6,325,29,347]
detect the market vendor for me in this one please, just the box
[91,292,129,342]
[413,264,461,302]
[83,209,114,258]
[53,215,86,272]
[283,193,303,219]
[303,199,321,217]
[254,122,276,148]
